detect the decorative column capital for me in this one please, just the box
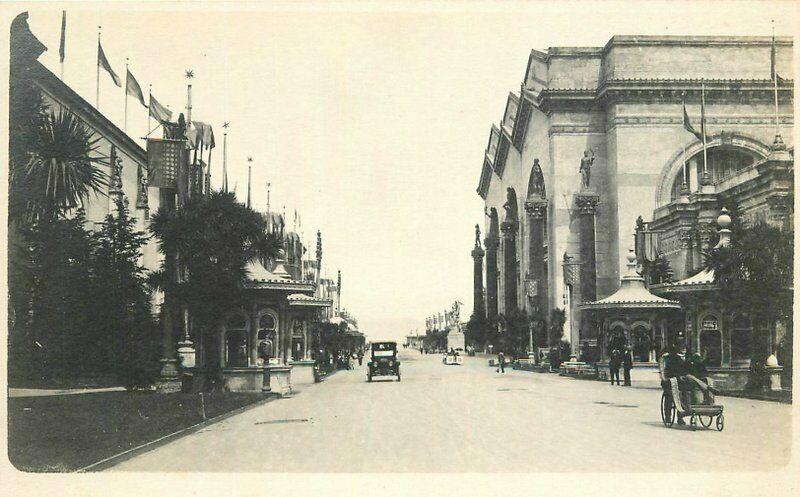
[574,193,600,215]
[500,221,518,237]
[471,246,485,259]
[524,198,548,219]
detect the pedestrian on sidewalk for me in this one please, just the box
[622,347,633,386]
[496,351,505,373]
[609,349,621,385]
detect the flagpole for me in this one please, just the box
[701,80,708,180]
[124,59,129,132]
[148,85,152,135]
[96,27,101,109]
[222,122,229,193]
[772,21,781,141]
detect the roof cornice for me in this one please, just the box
[31,61,147,164]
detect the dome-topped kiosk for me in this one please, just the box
[581,250,682,366]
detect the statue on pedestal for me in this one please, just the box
[474,224,481,247]
[579,149,595,189]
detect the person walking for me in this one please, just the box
[622,347,633,386]
[496,351,505,373]
[609,349,621,385]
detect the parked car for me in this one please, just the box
[367,341,400,382]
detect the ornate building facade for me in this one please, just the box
[474,35,793,355]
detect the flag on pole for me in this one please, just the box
[59,11,66,63]
[126,68,147,108]
[682,101,702,142]
[149,94,172,122]
[97,41,120,87]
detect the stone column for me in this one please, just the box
[471,243,486,319]
[484,235,500,321]
[501,220,519,313]
[525,197,548,315]
[575,193,600,304]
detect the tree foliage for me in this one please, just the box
[705,219,793,326]
[149,191,283,361]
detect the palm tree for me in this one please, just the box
[10,110,108,225]
[149,191,283,366]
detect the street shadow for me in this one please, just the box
[640,421,703,432]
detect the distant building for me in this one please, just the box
[473,35,793,362]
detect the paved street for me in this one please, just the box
[112,350,791,472]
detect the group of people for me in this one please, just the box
[607,347,634,386]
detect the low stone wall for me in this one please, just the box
[222,367,267,392]
[289,360,316,386]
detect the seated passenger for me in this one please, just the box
[665,344,717,417]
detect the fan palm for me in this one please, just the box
[10,110,108,224]
[149,191,283,330]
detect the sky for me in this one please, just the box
[11,1,798,342]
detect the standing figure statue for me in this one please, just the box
[474,224,481,247]
[579,149,595,189]
[529,158,546,198]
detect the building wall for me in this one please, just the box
[477,36,794,348]
[37,82,163,274]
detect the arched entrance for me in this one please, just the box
[256,310,279,364]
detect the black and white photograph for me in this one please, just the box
[3,1,798,496]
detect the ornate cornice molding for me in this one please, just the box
[608,114,793,129]
[548,124,606,136]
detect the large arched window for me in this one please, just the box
[731,314,753,365]
[257,311,278,363]
[225,313,249,367]
[670,146,760,201]
[631,324,652,362]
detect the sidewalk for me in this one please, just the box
[9,386,127,398]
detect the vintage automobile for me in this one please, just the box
[367,341,400,382]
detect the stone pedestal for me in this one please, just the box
[574,193,600,304]
[155,358,181,393]
[471,244,486,318]
[484,236,500,321]
[574,192,599,348]
[267,364,293,397]
[223,367,267,392]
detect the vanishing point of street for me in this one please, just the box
[112,349,791,473]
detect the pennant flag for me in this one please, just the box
[683,101,703,142]
[126,68,147,108]
[149,94,172,122]
[770,32,787,84]
[59,11,66,63]
[97,41,120,87]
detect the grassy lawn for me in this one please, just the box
[8,391,269,472]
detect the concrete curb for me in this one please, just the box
[76,394,278,472]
